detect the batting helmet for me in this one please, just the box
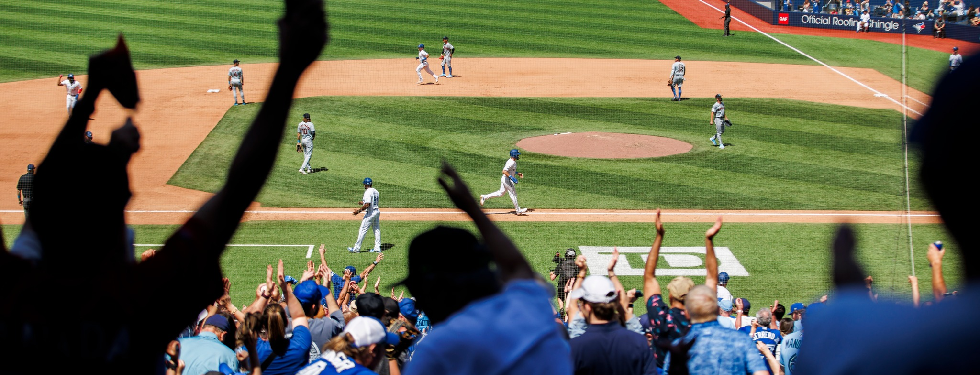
[67,74,74,79]
[954,46,959,51]
[27,164,34,171]
[443,36,449,40]
[233,59,240,63]
[510,149,521,159]
[715,93,723,99]
[303,113,311,119]
[85,131,93,138]
[363,177,373,186]
[418,44,424,48]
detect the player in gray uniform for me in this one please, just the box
[349,178,381,253]
[228,59,246,105]
[670,56,686,101]
[710,94,729,149]
[297,113,315,174]
[440,36,455,78]
[950,46,963,71]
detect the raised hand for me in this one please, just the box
[374,276,381,293]
[343,268,352,281]
[375,252,384,263]
[575,255,588,272]
[706,216,723,239]
[655,208,665,236]
[564,278,575,293]
[607,247,619,275]
[276,0,328,70]
[277,259,285,285]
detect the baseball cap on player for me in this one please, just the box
[954,46,959,51]
[675,55,681,60]
[27,164,34,171]
[363,177,373,186]
[303,113,311,119]
[443,36,449,40]
[715,93,723,99]
[510,149,521,159]
[418,44,424,48]
[718,271,730,285]
[233,59,240,63]
[67,74,74,79]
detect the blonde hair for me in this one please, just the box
[263,304,288,351]
[667,277,694,304]
[322,333,374,364]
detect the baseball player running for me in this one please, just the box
[479,149,528,215]
[440,36,455,78]
[710,93,729,150]
[669,56,686,101]
[297,113,315,174]
[56,74,82,117]
[348,178,381,253]
[415,44,439,85]
[228,59,246,105]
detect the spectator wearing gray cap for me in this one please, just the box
[17,164,35,217]
[569,275,658,375]
[177,313,239,375]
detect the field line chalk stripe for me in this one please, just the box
[135,243,316,258]
[700,0,923,117]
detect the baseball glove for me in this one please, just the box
[439,55,444,60]
[296,143,302,153]
[667,79,673,87]
[723,119,733,127]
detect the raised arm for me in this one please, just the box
[927,242,947,302]
[705,217,722,293]
[909,275,920,307]
[437,162,534,282]
[360,252,383,279]
[643,209,665,298]
[244,264,275,314]
[279,259,309,328]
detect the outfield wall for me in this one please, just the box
[732,0,980,42]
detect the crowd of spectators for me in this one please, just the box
[781,0,980,24]
[3,0,978,373]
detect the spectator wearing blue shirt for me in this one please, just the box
[296,316,400,375]
[177,314,239,375]
[569,275,657,375]
[326,252,383,301]
[789,303,805,333]
[737,308,782,374]
[400,164,572,375]
[663,285,768,375]
[256,259,314,375]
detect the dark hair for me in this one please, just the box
[263,304,289,352]
[779,317,795,336]
[773,304,786,320]
[586,301,620,322]
[237,313,263,348]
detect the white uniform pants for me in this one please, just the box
[231,79,244,102]
[416,63,436,82]
[66,94,77,112]
[483,175,520,210]
[300,138,313,171]
[353,210,380,252]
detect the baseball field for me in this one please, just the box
[0,0,971,315]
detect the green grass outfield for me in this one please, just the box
[0,0,947,92]
[170,96,929,210]
[2,221,961,316]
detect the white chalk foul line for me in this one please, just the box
[92,209,938,218]
[700,0,923,117]
[134,243,316,258]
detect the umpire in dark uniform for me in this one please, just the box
[721,1,732,36]
[17,164,35,217]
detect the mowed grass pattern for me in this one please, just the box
[169,96,928,210]
[0,0,948,91]
[4,221,956,316]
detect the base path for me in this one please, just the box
[0,58,935,225]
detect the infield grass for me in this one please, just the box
[169,96,928,210]
[2,221,958,316]
[0,0,949,92]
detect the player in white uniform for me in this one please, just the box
[950,46,963,71]
[349,178,381,253]
[415,44,439,85]
[670,55,686,101]
[56,74,82,117]
[297,113,315,174]
[710,93,729,150]
[440,36,455,78]
[857,10,871,32]
[228,59,246,105]
[479,149,527,215]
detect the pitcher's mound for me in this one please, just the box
[517,131,693,159]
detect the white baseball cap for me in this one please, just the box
[345,317,398,348]
[568,275,618,303]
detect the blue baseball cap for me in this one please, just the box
[294,280,323,305]
[363,177,373,186]
[345,265,357,275]
[204,315,231,332]
[418,44,424,48]
[737,298,751,311]
[399,298,420,325]
[718,272,730,285]
[791,303,806,314]
[719,297,733,311]
[27,164,34,171]
[510,149,521,159]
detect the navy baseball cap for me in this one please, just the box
[718,272,730,285]
[953,46,959,51]
[204,315,231,332]
[67,74,74,79]
[27,164,34,171]
[233,59,240,63]
[293,280,323,305]
[418,44,424,48]
[399,298,420,325]
[675,55,682,59]
[443,36,449,40]
[85,131,93,138]
[738,297,751,311]
[345,265,357,275]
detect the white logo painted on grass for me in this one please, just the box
[578,246,749,277]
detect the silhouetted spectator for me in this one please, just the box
[400,163,572,375]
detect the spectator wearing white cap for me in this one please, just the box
[569,275,658,375]
[297,316,399,375]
